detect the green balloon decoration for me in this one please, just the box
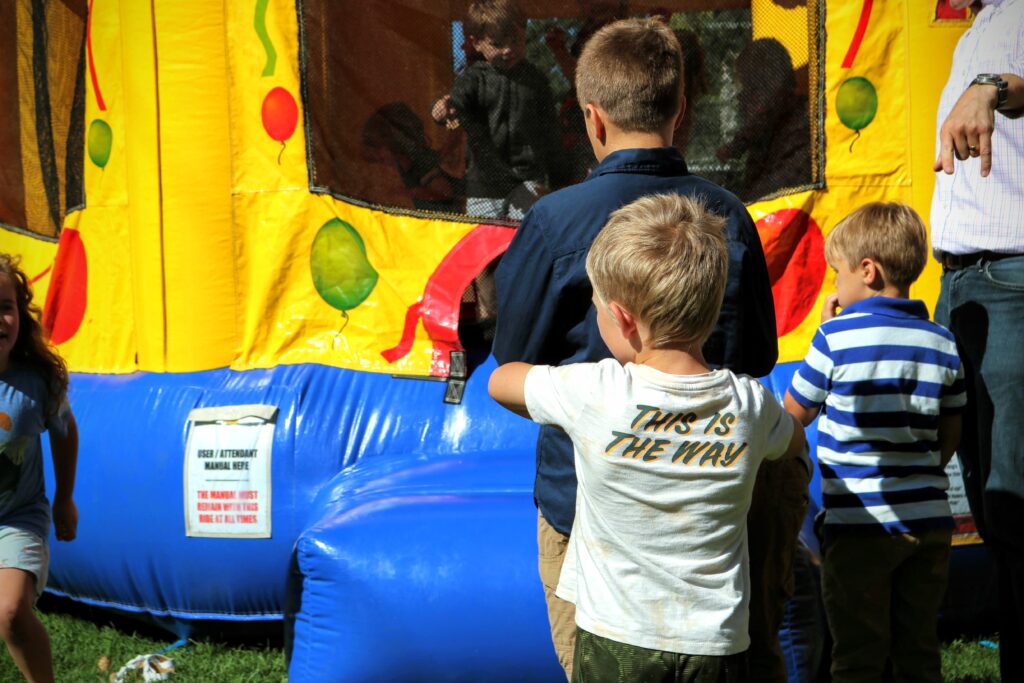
[87,119,112,168]
[310,218,379,316]
[836,77,878,151]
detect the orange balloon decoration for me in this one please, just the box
[261,87,298,142]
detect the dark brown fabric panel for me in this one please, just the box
[0,0,28,230]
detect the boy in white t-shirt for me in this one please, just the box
[489,193,805,682]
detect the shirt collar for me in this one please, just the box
[586,147,689,180]
[838,296,929,320]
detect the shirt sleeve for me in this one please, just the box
[524,363,596,430]
[756,382,796,461]
[1014,12,1024,75]
[941,362,968,414]
[448,69,476,114]
[704,203,778,377]
[492,205,559,364]
[44,397,71,439]
[788,328,833,410]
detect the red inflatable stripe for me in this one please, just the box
[87,0,106,111]
[381,301,423,364]
[841,0,873,69]
[380,225,514,376]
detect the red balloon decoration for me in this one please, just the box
[261,87,298,142]
[43,228,88,345]
[755,209,826,337]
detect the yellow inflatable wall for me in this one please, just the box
[4,0,972,374]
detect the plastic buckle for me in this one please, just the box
[443,351,467,405]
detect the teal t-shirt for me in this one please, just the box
[0,365,70,539]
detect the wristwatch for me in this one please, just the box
[971,73,1009,110]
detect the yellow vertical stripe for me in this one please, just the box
[120,0,167,368]
[152,0,236,371]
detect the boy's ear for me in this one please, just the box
[608,301,638,337]
[859,258,884,287]
[672,95,687,131]
[584,103,607,145]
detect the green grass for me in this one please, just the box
[942,637,1001,683]
[29,597,286,683]
[18,596,1003,682]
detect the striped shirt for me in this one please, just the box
[931,0,1024,256]
[788,297,967,533]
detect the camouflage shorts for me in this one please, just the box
[572,628,748,683]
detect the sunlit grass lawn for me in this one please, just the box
[25,595,1001,682]
[33,596,286,683]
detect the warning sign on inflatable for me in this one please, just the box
[184,405,277,538]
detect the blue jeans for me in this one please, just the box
[935,254,1024,679]
[779,541,825,683]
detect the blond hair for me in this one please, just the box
[586,194,728,347]
[825,202,928,287]
[575,18,683,132]
[465,0,523,42]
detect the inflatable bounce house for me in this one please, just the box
[0,0,995,680]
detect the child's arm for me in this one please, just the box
[431,94,459,129]
[50,411,79,541]
[784,388,820,427]
[781,414,807,461]
[488,362,535,419]
[938,414,962,468]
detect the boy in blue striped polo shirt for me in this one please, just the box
[783,202,965,683]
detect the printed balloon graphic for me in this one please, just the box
[261,87,298,163]
[836,77,877,151]
[756,209,825,337]
[87,119,112,168]
[43,228,88,345]
[311,219,379,327]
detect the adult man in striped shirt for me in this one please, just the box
[931,1,1024,678]
[785,203,965,683]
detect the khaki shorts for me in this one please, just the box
[538,511,576,680]
[0,526,49,601]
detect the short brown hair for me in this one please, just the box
[586,194,728,348]
[575,18,683,132]
[825,202,928,288]
[465,0,523,42]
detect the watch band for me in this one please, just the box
[972,73,1009,110]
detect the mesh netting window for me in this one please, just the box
[0,0,86,239]
[299,0,822,222]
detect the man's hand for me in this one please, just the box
[821,293,841,322]
[52,495,78,541]
[934,83,998,177]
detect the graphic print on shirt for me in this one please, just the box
[0,411,30,495]
[604,405,748,468]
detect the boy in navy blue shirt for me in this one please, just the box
[492,17,798,680]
